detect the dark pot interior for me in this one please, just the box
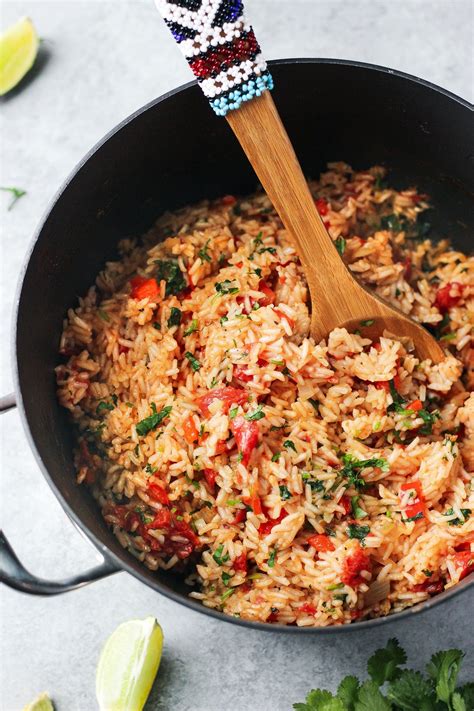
[14,59,474,631]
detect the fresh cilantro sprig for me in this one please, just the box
[293,638,471,711]
[341,454,389,491]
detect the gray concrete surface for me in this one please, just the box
[1,1,473,709]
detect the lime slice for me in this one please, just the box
[22,692,54,711]
[0,17,39,96]
[96,617,163,711]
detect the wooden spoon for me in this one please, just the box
[226,91,444,362]
[154,0,444,363]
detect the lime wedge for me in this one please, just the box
[22,692,54,711]
[96,617,163,711]
[0,17,39,96]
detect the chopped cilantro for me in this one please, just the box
[279,485,291,501]
[136,403,172,436]
[0,186,26,210]
[198,239,212,263]
[215,280,239,295]
[167,307,182,328]
[268,548,277,567]
[284,440,296,452]
[271,452,281,462]
[96,399,115,415]
[254,231,263,245]
[351,495,368,519]
[423,569,433,577]
[184,352,201,372]
[152,321,161,330]
[155,259,186,296]
[221,571,232,586]
[244,405,265,421]
[341,454,388,490]
[270,359,286,366]
[98,309,110,322]
[221,587,236,602]
[418,408,440,435]
[444,508,471,526]
[184,319,198,336]
[308,398,320,413]
[347,523,370,540]
[387,380,406,412]
[258,246,277,254]
[212,544,230,565]
[335,237,346,255]
[229,405,239,420]
[145,463,157,474]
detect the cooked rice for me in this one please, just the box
[56,163,473,627]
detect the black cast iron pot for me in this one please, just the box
[1,59,473,633]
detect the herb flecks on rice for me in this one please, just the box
[56,164,473,626]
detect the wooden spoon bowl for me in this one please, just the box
[226,91,445,363]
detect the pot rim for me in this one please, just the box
[11,57,474,633]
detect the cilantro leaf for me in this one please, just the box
[212,544,229,565]
[387,380,406,412]
[418,408,439,436]
[354,681,391,711]
[426,649,464,705]
[0,185,26,211]
[215,280,239,295]
[155,259,186,296]
[284,440,297,452]
[279,485,291,500]
[337,675,359,710]
[245,405,265,421]
[458,683,474,709]
[368,638,407,685]
[335,237,346,256]
[136,404,172,436]
[184,319,198,336]
[341,454,388,490]
[167,307,182,328]
[184,351,201,372]
[452,692,466,711]
[347,523,370,541]
[386,670,433,711]
[198,239,212,263]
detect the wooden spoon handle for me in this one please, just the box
[154,0,273,116]
[226,91,353,330]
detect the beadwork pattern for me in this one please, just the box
[155,0,273,116]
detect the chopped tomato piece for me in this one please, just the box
[375,380,390,392]
[435,282,466,313]
[452,551,474,580]
[148,508,172,528]
[454,540,473,552]
[340,495,352,515]
[315,198,329,216]
[307,534,335,553]
[403,257,412,280]
[148,483,170,505]
[258,507,288,536]
[130,275,160,301]
[118,344,130,355]
[407,399,423,411]
[203,468,218,491]
[198,386,248,416]
[231,415,259,467]
[401,481,425,520]
[274,308,295,329]
[234,364,253,383]
[233,552,248,572]
[267,610,279,622]
[182,415,199,444]
[341,545,371,587]
[299,603,317,615]
[221,194,236,206]
[401,480,423,498]
[232,508,247,525]
[242,486,262,515]
[413,579,444,594]
[258,280,275,306]
[393,373,402,391]
[213,439,228,456]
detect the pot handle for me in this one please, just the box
[0,530,120,595]
[1,392,121,593]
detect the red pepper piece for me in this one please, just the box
[341,545,371,587]
[147,483,170,505]
[299,603,317,615]
[130,276,160,301]
[203,468,217,492]
[435,282,466,313]
[233,552,248,573]
[231,415,259,467]
[198,386,248,417]
[258,507,288,536]
[315,198,329,216]
[307,534,335,553]
[453,550,474,580]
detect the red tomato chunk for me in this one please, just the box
[198,386,248,416]
[231,415,259,467]
[341,546,371,587]
[130,276,160,301]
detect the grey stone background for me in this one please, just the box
[1,1,473,709]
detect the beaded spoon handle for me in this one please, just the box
[154,0,444,362]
